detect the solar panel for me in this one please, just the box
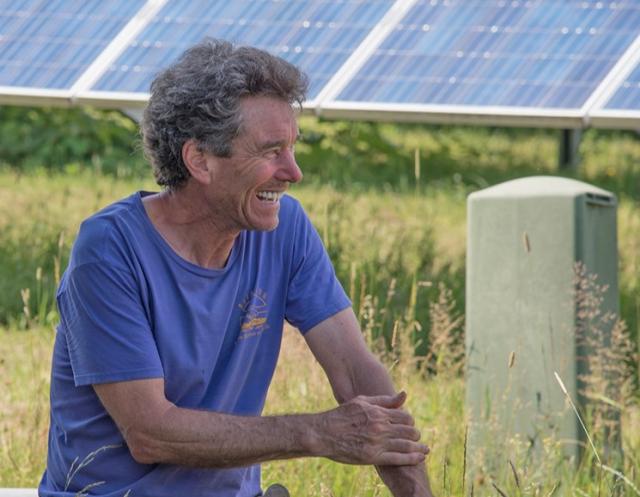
[1,0,639,130]
[604,60,640,109]
[0,0,146,90]
[332,0,640,109]
[90,0,394,100]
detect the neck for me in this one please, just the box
[142,185,239,269]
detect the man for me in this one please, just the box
[39,39,434,497]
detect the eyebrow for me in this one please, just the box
[258,132,301,151]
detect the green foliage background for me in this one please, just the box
[0,106,146,177]
[0,105,638,354]
[0,106,639,495]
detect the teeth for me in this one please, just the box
[256,191,282,202]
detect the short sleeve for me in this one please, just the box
[284,208,351,333]
[58,262,164,386]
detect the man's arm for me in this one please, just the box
[93,371,428,468]
[304,307,435,497]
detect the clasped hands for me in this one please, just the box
[318,391,429,467]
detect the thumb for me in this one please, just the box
[366,391,407,409]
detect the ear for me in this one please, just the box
[182,139,213,185]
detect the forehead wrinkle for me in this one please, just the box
[233,96,298,153]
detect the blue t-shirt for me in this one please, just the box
[39,192,350,497]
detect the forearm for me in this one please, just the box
[338,352,396,399]
[126,405,318,467]
[96,376,426,470]
[377,464,434,497]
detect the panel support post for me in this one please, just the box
[559,128,582,170]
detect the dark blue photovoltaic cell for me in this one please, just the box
[337,0,640,109]
[92,0,393,98]
[605,61,640,109]
[0,0,145,90]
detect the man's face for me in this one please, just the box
[204,95,302,232]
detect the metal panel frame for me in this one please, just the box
[0,86,73,107]
[316,101,586,128]
[74,90,149,108]
[581,34,640,115]
[74,91,324,114]
[586,109,640,130]
[583,33,640,130]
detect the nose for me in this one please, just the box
[277,148,303,184]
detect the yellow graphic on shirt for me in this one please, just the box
[238,289,269,339]
[241,317,267,331]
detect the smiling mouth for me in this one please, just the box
[256,191,283,202]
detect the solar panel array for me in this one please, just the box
[1,0,639,128]
[0,0,146,89]
[336,0,640,108]
[93,0,394,99]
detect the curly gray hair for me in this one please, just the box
[141,38,308,189]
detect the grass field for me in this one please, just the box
[1,323,637,496]
[0,119,639,495]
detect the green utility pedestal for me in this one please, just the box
[465,176,618,472]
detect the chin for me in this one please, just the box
[251,217,279,232]
[264,218,280,231]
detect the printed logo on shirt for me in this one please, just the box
[237,289,269,340]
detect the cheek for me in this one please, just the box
[231,158,278,194]
[248,163,278,186]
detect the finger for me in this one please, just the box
[384,439,430,455]
[364,391,407,409]
[389,424,422,442]
[384,407,415,426]
[376,450,426,467]
[388,391,406,408]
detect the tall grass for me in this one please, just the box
[0,325,52,486]
[0,169,466,342]
[0,118,638,494]
[2,302,637,495]
[463,263,640,497]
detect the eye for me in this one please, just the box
[264,148,280,159]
